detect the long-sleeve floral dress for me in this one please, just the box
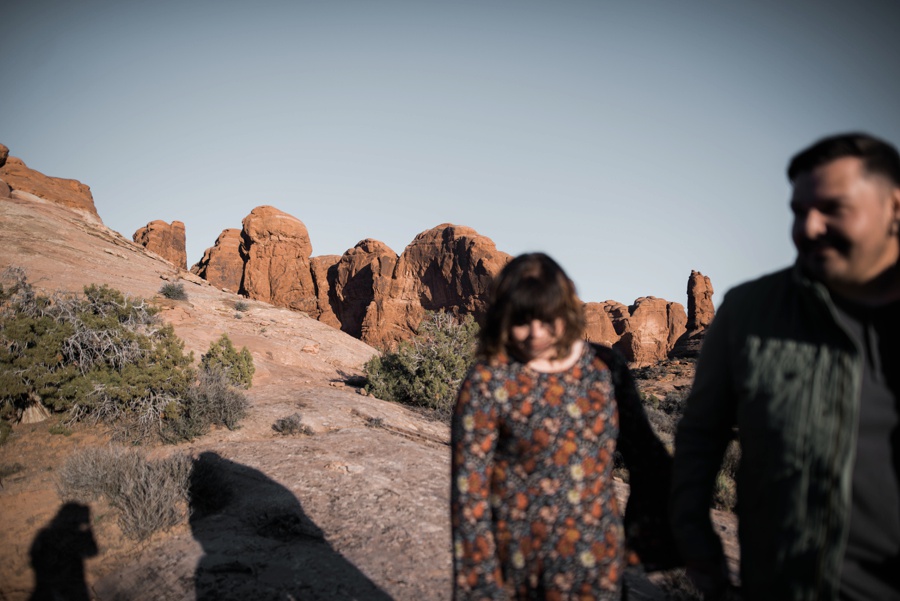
[450,343,675,600]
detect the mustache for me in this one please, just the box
[796,235,851,254]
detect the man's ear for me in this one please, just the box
[892,187,900,233]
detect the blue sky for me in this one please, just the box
[3,0,899,308]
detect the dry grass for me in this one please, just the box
[56,446,193,540]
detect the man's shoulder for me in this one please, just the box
[722,266,796,307]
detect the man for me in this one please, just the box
[671,133,900,600]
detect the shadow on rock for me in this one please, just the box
[29,502,98,601]
[189,451,392,601]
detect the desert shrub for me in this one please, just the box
[713,440,741,512]
[159,282,187,300]
[272,413,312,436]
[0,270,250,443]
[233,300,250,312]
[57,446,192,540]
[634,367,741,514]
[162,368,249,442]
[200,333,255,389]
[0,462,25,480]
[0,270,194,429]
[364,311,479,416]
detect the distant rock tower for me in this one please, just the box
[670,270,715,358]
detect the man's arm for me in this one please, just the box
[671,298,739,590]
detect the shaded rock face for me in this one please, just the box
[612,297,687,366]
[670,270,715,359]
[332,240,398,339]
[192,229,245,293]
[0,150,99,221]
[362,224,512,349]
[0,143,8,167]
[239,206,318,314]
[310,254,341,328]
[583,303,620,347]
[133,220,187,270]
[686,270,715,331]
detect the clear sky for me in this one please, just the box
[3,0,899,309]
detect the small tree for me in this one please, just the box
[364,311,478,416]
[200,333,255,389]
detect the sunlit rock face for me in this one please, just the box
[239,205,318,314]
[134,220,187,270]
[0,145,99,221]
[192,229,245,293]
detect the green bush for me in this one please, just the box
[162,368,249,442]
[159,282,187,300]
[272,413,312,436]
[234,300,250,312]
[0,270,193,426]
[200,333,255,389]
[364,311,478,416]
[0,269,249,443]
[57,446,192,540]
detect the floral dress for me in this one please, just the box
[450,343,674,600]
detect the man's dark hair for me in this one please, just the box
[787,132,900,186]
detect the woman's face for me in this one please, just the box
[510,318,566,361]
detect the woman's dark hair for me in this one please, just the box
[787,132,900,186]
[478,252,585,362]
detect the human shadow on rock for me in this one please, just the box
[29,502,98,601]
[189,451,392,601]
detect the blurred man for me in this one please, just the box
[671,133,900,600]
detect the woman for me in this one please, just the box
[451,253,676,600]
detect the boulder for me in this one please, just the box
[192,229,245,293]
[239,206,317,314]
[584,302,620,347]
[0,143,8,167]
[310,254,342,328]
[133,220,187,269]
[613,297,687,366]
[0,153,99,221]
[331,239,398,338]
[361,224,511,348]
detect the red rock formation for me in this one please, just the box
[361,224,511,348]
[583,303,620,347]
[192,229,245,293]
[613,297,687,366]
[310,254,341,328]
[133,220,187,269]
[0,143,8,167]
[687,270,715,330]
[670,271,715,359]
[0,151,99,221]
[601,301,630,336]
[332,239,398,338]
[239,206,318,314]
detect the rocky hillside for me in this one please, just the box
[0,147,454,600]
